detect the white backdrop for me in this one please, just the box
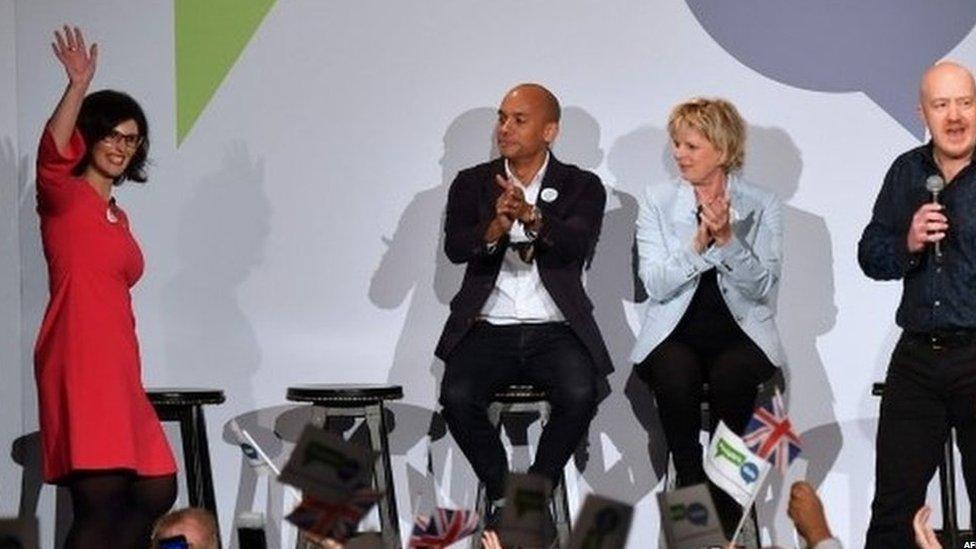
[1,0,24,522]
[5,1,976,547]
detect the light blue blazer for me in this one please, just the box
[630,175,786,367]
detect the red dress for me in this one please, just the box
[34,129,176,483]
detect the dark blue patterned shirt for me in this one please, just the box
[858,143,976,332]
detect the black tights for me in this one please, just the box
[637,337,775,536]
[65,471,177,549]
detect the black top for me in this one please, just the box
[490,384,548,403]
[286,384,403,404]
[673,268,747,354]
[859,142,976,331]
[146,388,226,406]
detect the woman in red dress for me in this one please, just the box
[34,26,177,548]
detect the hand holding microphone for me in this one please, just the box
[907,175,948,257]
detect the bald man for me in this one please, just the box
[435,84,610,534]
[859,61,976,547]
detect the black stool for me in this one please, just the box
[147,388,225,529]
[471,384,572,548]
[286,384,403,548]
[872,382,970,547]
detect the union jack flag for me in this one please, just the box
[408,507,480,548]
[286,489,380,542]
[742,388,802,473]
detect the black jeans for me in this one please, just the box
[867,332,976,548]
[636,335,775,536]
[439,322,597,500]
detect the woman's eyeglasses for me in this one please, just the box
[101,129,143,150]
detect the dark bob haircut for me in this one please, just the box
[71,89,150,185]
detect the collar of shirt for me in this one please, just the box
[678,174,737,224]
[504,151,550,204]
[921,140,976,184]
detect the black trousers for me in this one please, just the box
[439,322,597,501]
[636,335,775,536]
[867,333,976,548]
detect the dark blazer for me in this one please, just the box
[434,154,613,374]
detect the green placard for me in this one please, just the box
[175,0,276,144]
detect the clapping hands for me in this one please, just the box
[692,188,732,252]
[484,174,535,243]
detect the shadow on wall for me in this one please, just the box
[10,129,67,547]
[161,143,270,412]
[743,125,840,545]
[368,107,496,513]
[1,136,29,264]
[579,124,674,503]
[160,144,271,545]
[10,432,72,548]
[804,418,878,544]
[13,130,43,370]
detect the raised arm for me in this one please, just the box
[47,26,97,153]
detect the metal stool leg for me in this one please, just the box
[365,403,402,548]
[179,405,222,546]
[538,401,571,543]
[193,405,219,516]
[552,474,571,545]
[177,407,201,507]
[472,403,504,549]
[488,402,503,429]
[939,429,959,548]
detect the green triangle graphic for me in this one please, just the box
[175,0,277,145]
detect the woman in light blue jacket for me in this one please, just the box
[631,97,785,536]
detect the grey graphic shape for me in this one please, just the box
[686,0,976,139]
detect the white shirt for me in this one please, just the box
[480,153,565,324]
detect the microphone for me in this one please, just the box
[925,174,946,263]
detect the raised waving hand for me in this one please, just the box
[47,26,98,152]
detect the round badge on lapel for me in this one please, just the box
[540,188,558,203]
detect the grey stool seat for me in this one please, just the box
[472,384,572,548]
[872,382,971,547]
[147,387,225,539]
[286,384,403,548]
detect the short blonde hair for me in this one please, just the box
[667,97,746,173]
